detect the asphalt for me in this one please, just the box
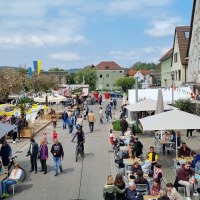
[6,101,117,200]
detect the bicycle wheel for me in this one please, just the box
[75,148,79,162]
[20,167,26,182]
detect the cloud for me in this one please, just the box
[108,50,139,60]
[49,52,80,61]
[145,17,182,37]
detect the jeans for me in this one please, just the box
[17,127,21,140]
[2,179,17,193]
[53,157,62,174]
[30,155,37,172]
[63,120,67,129]
[89,122,94,132]
[68,125,73,134]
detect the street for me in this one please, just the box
[7,103,116,200]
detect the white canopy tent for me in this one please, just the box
[125,99,175,124]
[0,122,16,138]
[34,95,66,103]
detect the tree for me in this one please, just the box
[116,77,135,92]
[175,99,193,113]
[76,66,97,90]
[0,69,22,102]
[48,67,65,72]
[131,62,160,70]
[67,73,76,84]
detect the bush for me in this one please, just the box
[112,120,122,131]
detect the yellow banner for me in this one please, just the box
[37,59,42,76]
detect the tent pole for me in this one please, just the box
[176,132,177,158]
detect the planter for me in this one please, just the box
[41,114,52,121]
[20,128,34,138]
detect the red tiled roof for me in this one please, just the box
[173,26,190,65]
[128,69,150,76]
[95,61,122,70]
[159,48,173,62]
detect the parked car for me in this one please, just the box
[109,92,123,98]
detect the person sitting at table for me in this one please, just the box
[141,156,152,175]
[171,130,181,147]
[135,137,143,158]
[166,183,182,200]
[148,146,159,170]
[134,170,150,193]
[114,174,126,200]
[153,164,163,181]
[1,163,22,198]
[103,175,126,200]
[195,160,200,174]
[126,182,139,200]
[190,152,200,170]
[131,161,142,175]
[162,131,170,153]
[150,179,161,196]
[0,161,5,174]
[124,128,132,137]
[129,139,137,158]
[178,142,191,157]
[177,162,198,199]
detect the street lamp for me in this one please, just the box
[171,72,175,105]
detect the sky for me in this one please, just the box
[0,0,193,70]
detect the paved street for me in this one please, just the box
[7,102,115,200]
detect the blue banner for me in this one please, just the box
[28,67,32,77]
[33,61,37,71]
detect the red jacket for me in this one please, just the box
[178,167,194,181]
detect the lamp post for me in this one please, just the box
[135,77,139,129]
[171,72,175,105]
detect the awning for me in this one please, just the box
[0,122,16,138]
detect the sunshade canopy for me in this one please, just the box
[125,99,174,112]
[0,122,16,138]
[140,110,200,130]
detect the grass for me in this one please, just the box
[112,120,122,131]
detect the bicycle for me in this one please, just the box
[74,142,84,162]
[8,156,26,182]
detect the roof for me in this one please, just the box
[172,26,190,65]
[128,69,150,76]
[159,48,173,62]
[95,61,122,70]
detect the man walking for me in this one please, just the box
[51,139,64,176]
[62,110,68,129]
[26,138,38,174]
[88,110,96,133]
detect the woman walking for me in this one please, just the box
[38,139,48,174]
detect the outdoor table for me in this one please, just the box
[158,140,174,145]
[119,136,131,141]
[175,156,193,163]
[119,146,129,152]
[127,171,150,183]
[143,195,160,200]
[123,158,142,177]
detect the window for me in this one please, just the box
[106,83,109,87]
[106,74,109,78]
[174,53,178,63]
[184,32,189,39]
[120,71,122,73]
[100,74,102,78]
[178,70,181,81]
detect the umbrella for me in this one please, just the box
[0,122,16,138]
[155,88,164,114]
[122,93,127,105]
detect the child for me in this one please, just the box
[52,130,58,140]
[109,129,114,145]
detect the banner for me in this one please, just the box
[37,59,42,76]
[33,61,37,71]
[28,67,32,77]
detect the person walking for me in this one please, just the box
[16,116,22,141]
[38,139,48,174]
[62,110,68,129]
[88,110,96,133]
[66,114,75,135]
[26,138,38,174]
[76,114,83,130]
[120,117,128,136]
[1,140,12,166]
[113,98,117,110]
[98,107,103,124]
[51,111,57,129]
[51,139,64,176]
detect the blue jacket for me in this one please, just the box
[191,154,200,168]
[66,117,75,126]
[126,189,139,200]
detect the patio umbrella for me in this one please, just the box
[155,88,164,114]
[0,122,16,138]
[122,93,127,105]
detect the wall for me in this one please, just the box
[161,56,172,87]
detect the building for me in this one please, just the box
[187,0,200,84]
[128,69,151,88]
[41,71,68,84]
[149,69,161,86]
[171,26,190,87]
[160,48,173,87]
[95,61,124,90]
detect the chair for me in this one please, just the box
[10,174,23,196]
[165,143,175,156]
[135,184,148,195]
[174,176,186,197]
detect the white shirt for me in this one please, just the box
[9,168,22,181]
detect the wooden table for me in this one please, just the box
[175,156,193,163]
[123,158,142,176]
[119,135,130,140]
[119,146,129,152]
[127,171,150,183]
[158,140,174,145]
[143,195,160,200]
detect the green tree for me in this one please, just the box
[175,99,193,112]
[48,67,65,72]
[116,77,135,92]
[76,66,97,90]
[131,62,160,70]
[67,73,76,84]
